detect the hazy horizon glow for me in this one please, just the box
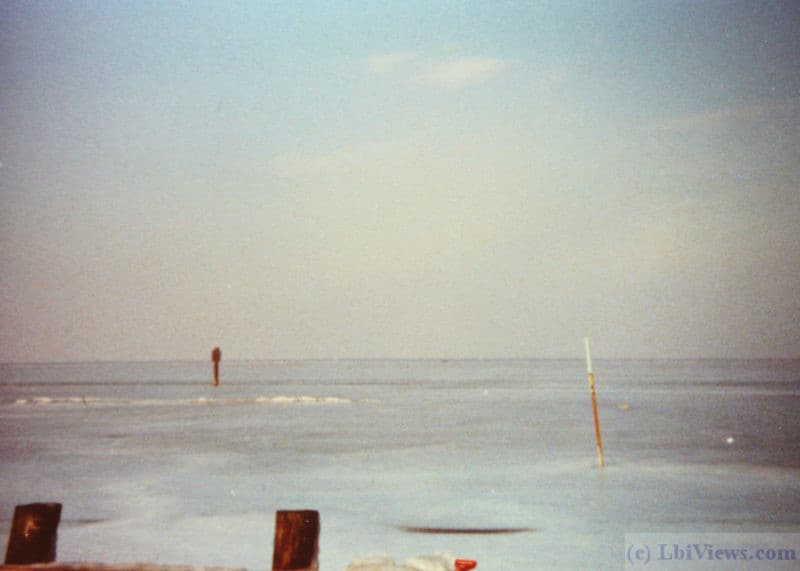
[1,2,798,362]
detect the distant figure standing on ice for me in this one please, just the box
[212,346,221,386]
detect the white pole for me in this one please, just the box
[584,336,593,374]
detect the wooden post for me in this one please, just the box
[584,338,605,468]
[211,346,221,387]
[4,503,62,564]
[272,510,320,571]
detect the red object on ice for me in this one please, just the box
[455,560,478,570]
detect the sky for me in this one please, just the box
[1,1,799,362]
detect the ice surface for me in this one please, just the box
[11,395,352,407]
[1,359,798,570]
[347,552,455,570]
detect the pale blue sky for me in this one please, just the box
[1,1,798,361]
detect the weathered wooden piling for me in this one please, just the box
[4,503,62,564]
[272,510,320,571]
[211,346,221,386]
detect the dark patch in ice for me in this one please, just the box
[62,518,108,527]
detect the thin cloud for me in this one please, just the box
[367,52,508,89]
[419,56,508,89]
[654,99,800,132]
[269,149,362,179]
[269,142,402,180]
[366,52,418,75]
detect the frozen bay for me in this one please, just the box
[1,359,798,569]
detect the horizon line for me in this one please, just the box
[2,355,798,367]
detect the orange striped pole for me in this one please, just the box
[584,337,605,468]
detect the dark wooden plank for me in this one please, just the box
[271,510,319,571]
[4,503,62,564]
